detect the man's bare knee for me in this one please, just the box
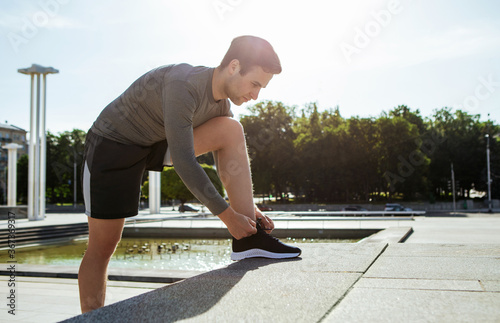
[86,238,121,260]
[86,217,124,260]
[222,117,244,133]
[218,118,245,143]
[193,117,247,156]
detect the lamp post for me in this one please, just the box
[18,64,59,221]
[451,163,456,214]
[485,134,492,213]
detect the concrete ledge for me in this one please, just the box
[0,263,202,283]
[123,227,380,239]
[359,226,413,244]
[61,243,387,322]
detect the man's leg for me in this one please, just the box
[193,117,255,220]
[78,217,125,313]
[194,117,301,260]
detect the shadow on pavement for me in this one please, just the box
[62,257,302,323]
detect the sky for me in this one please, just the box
[1,0,499,135]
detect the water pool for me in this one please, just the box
[2,237,356,272]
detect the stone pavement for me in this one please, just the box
[60,242,500,323]
[1,212,500,322]
[325,244,500,322]
[0,276,167,322]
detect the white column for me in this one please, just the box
[19,64,59,221]
[27,73,44,220]
[27,74,36,220]
[486,134,492,212]
[33,73,41,220]
[148,171,161,214]
[3,144,23,206]
[39,74,47,218]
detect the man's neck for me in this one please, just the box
[212,67,227,102]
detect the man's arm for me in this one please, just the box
[163,80,229,215]
[163,81,256,239]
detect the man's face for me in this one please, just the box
[225,62,274,106]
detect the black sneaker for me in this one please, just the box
[231,224,302,260]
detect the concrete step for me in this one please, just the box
[0,223,88,248]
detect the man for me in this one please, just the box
[78,35,301,313]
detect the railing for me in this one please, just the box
[268,211,426,217]
[125,211,420,232]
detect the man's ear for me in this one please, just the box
[228,59,240,75]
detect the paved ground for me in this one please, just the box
[0,210,499,322]
[0,276,167,322]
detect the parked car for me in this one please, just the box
[178,204,199,213]
[341,205,368,216]
[384,203,412,212]
[341,206,368,212]
[256,204,273,211]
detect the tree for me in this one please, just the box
[485,123,500,199]
[292,104,352,202]
[293,103,324,202]
[240,101,297,202]
[376,114,425,200]
[14,129,86,205]
[16,155,28,204]
[46,129,86,204]
[344,117,379,201]
[428,108,486,200]
[390,105,426,133]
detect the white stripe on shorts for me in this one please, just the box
[163,146,173,166]
[83,161,91,216]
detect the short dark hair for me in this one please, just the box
[219,35,282,75]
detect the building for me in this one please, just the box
[0,122,28,157]
[0,123,28,204]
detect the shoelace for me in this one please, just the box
[256,224,281,242]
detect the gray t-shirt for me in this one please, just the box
[91,64,231,215]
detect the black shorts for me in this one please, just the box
[82,130,168,219]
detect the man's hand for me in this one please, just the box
[255,205,274,234]
[218,207,257,240]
